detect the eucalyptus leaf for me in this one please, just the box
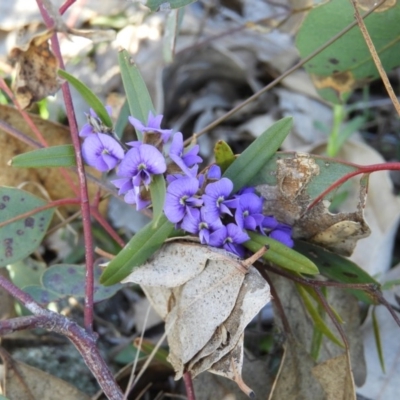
[10,144,76,168]
[223,117,293,193]
[0,187,54,265]
[58,69,112,127]
[296,0,400,103]
[100,215,174,286]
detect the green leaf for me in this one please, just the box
[163,8,184,63]
[118,49,156,140]
[214,140,235,173]
[294,240,380,304]
[115,99,130,139]
[245,232,319,275]
[223,117,293,193]
[0,187,54,265]
[372,306,385,373]
[58,69,112,127]
[150,174,166,225]
[296,283,344,348]
[145,0,197,12]
[100,215,174,286]
[296,0,400,103]
[10,145,76,168]
[24,263,123,304]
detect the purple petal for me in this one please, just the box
[270,229,294,248]
[128,116,146,132]
[207,165,221,180]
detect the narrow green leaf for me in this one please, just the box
[150,174,166,226]
[146,0,197,12]
[294,240,380,304]
[297,283,344,348]
[115,99,130,139]
[118,49,156,140]
[245,232,319,275]
[10,145,76,168]
[372,306,386,373]
[135,339,171,366]
[223,117,293,193]
[58,69,112,127]
[214,140,235,173]
[100,215,174,286]
[0,187,54,265]
[163,8,183,63]
[310,321,324,360]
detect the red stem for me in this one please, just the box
[307,161,400,211]
[36,0,95,331]
[183,372,196,400]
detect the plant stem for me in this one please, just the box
[36,0,95,331]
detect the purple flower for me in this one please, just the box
[79,106,112,137]
[207,165,221,180]
[82,133,124,172]
[169,132,202,176]
[202,178,237,222]
[164,177,203,224]
[234,193,264,231]
[114,144,166,189]
[262,216,279,230]
[128,111,172,143]
[181,208,223,244]
[270,224,294,248]
[112,184,150,210]
[209,223,250,257]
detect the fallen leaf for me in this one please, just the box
[0,347,90,400]
[9,26,60,109]
[123,240,271,396]
[256,152,371,256]
[312,354,356,400]
[0,104,107,216]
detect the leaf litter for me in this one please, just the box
[123,240,271,397]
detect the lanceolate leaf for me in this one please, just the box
[0,187,54,264]
[296,283,344,348]
[150,174,166,226]
[118,49,156,140]
[10,144,76,168]
[146,0,197,12]
[294,240,380,304]
[245,232,319,275]
[223,117,293,193]
[100,215,174,286]
[58,69,112,127]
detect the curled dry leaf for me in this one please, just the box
[256,152,371,256]
[9,26,61,109]
[122,240,271,397]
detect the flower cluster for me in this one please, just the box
[80,109,293,257]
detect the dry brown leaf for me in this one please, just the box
[123,240,271,397]
[269,336,325,400]
[0,347,90,400]
[256,152,371,256]
[0,104,107,216]
[312,353,356,400]
[9,27,61,109]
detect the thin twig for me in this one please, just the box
[183,372,196,400]
[351,0,400,116]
